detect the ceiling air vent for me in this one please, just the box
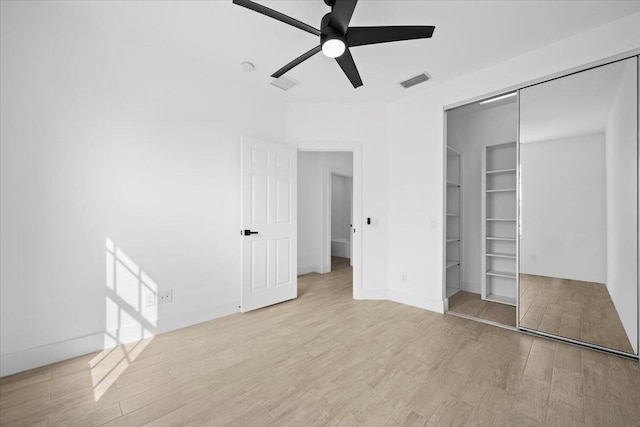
[400,72,430,89]
[271,75,300,91]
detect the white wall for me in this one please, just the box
[297,152,352,274]
[3,3,640,377]
[287,104,389,295]
[447,103,518,293]
[605,59,638,353]
[0,2,286,375]
[297,152,323,275]
[519,134,608,283]
[388,12,640,313]
[331,174,352,242]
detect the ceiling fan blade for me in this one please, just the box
[347,26,435,47]
[328,0,359,35]
[233,0,321,36]
[271,45,322,78]
[335,48,363,88]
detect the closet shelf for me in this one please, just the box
[486,252,517,259]
[482,142,518,307]
[486,189,516,193]
[486,269,517,279]
[485,294,517,306]
[445,146,462,292]
[486,168,517,175]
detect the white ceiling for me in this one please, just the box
[59,0,640,103]
[520,58,635,144]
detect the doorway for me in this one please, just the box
[297,142,363,298]
[297,152,353,290]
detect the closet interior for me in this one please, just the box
[445,95,518,328]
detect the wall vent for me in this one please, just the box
[271,75,300,91]
[400,72,430,89]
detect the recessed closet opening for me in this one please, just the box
[444,93,519,328]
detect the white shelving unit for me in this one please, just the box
[481,142,517,305]
[445,146,462,298]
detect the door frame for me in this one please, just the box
[297,142,363,299]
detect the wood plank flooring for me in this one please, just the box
[520,274,635,354]
[448,290,517,327]
[1,259,639,426]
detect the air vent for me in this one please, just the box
[400,72,430,89]
[271,75,300,91]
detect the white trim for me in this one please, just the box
[296,142,364,299]
[461,281,479,293]
[0,301,239,377]
[297,264,322,275]
[388,288,445,313]
[441,111,448,303]
[354,288,388,300]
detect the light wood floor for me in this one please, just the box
[448,290,517,328]
[520,274,635,354]
[1,260,639,426]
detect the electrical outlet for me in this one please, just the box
[144,292,155,307]
[159,290,172,304]
[430,218,437,229]
[401,273,407,282]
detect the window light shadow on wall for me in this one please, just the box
[89,238,160,401]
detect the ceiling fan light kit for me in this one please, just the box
[232,0,435,88]
[321,37,346,58]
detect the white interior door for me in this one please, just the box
[240,136,297,312]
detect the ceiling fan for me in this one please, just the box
[232,0,436,88]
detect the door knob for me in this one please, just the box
[243,229,259,236]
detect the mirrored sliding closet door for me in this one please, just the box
[518,57,639,355]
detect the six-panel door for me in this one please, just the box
[240,137,297,312]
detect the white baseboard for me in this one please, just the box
[0,300,240,377]
[388,288,445,314]
[354,288,388,300]
[297,265,322,275]
[462,281,481,294]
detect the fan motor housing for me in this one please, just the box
[320,17,345,48]
[320,13,333,34]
